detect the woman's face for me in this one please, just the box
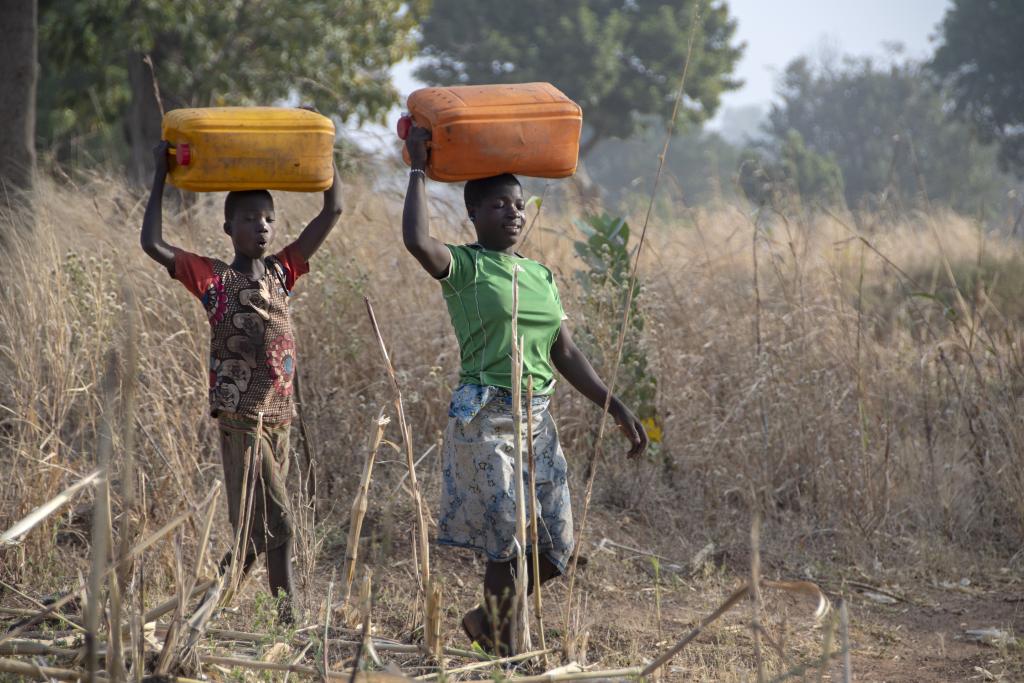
[470,183,526,252]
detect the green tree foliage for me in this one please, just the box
[38,0,425,173]
[572,213,656,421]
[739,130,845,208]
[931,0,1024,174]
[584,121,742,208]
[757,55,1010,214]
[416,0,743,157]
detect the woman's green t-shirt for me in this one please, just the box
[440,244,565,394]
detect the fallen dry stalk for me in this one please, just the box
[465,666,644,682]
[641,579,830,678]
[0,482,221,648]
[0,469,101,545]
[417,647,556,680]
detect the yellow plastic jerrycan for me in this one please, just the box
[399,82,582,182]
[162,107,336,192]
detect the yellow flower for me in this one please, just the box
[641,417,662,444]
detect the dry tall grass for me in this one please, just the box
[1,167,1022,677]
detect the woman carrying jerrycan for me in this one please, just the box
[400,109,649,655]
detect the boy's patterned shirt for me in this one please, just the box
[171,245,308,423]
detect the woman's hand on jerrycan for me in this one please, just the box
[406,124,431,170]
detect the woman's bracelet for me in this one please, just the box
[410,168,426,179]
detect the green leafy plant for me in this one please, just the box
[572,212,657,424]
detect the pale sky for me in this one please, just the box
[719,0,950,111]
[369,0,951,142]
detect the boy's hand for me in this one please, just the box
[406,125,431,170]
[153,140,170,179]
[610,400,649,459]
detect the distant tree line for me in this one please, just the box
[0,0,1021,224]
[737,54,1014,216]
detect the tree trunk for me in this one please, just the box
[0,0,38,198]
[127,52,165,184]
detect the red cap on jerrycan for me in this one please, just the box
[176,143,191,166]
[396,114,412,140]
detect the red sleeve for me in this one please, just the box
[275,243,310,291]
[171,248,216,299]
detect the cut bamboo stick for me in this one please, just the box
[525,376,548,661]
[510,265,531,654]
[364,297,433,649]
[341,412,389,613]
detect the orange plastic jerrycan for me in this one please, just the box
[162,107,336,192]
[400,83,582,182]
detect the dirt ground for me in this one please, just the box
[274,520,1024,681]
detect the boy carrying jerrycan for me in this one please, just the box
[140,106,342,623]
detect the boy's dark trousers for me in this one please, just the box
[217,414,295,621]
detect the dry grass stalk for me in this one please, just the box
[525,376,548,661]
[839,598,852,683]
[86,354,117,682]
[750,512,766,683]
[560,468,595,659]
[427,577,443,663]
[341,411,390,616]
[814,606,837,683]
[641,582,751,677]
[510,264,532,653]
[323,568,335,680]
[170,488,225,675]
[363,297,432,622]
[0,497,213,648]
[0,469,101,545]
[641,578,829,678]
[153,536,188,675]
[560,11,706,652]
[358,569,382,668]
[111,289,141,680]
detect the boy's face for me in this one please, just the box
[224,194,276,259]
[469,183,525,251]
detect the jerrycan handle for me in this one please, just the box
[167,143,191,166]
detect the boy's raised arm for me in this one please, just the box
[402,126,451,278]
[550,322,649,459]
[140,141,178,272]
[290,162,343,261]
